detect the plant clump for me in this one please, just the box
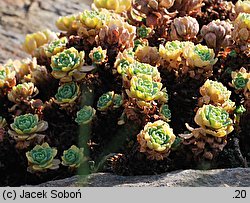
[26,143,60,173]
[8,114,48,149]
[137,120,176,160]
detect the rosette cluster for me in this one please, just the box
[159,41,218,79]
[137,120,176,160]
[26,142,60,172]
[61,145,85,169]
[51,47,86,82]
[232,13,250,50]
[93,0,132,14]
[230,67,250,111]
[201,20,233,53]
[97,91,123,111]
[199,79,235,113]
[54,82,80,109]
[8,114,48,149]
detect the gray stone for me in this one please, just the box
[33,168,250,187]
[0,0,92,63]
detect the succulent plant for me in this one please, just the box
[56,14,77,32]
[44,37,68,57]
[3,58,38,84]
[169,0,203,16]
[51,47,85,82]
[54,82,80,106]
[113,94,123,108]
[61,145,84,169]
[133,38,149,51]
[0,65,16,90]
[235,0,250,16]
[126,74,164,106]
[159,40,187,61]
[0,116,7,141]
[184,44,218,68]
[231,67,250,90]
[80,10,107,29]
[159,104,171,122]
[96,19,136,51]
[127,61,161,81]
[93,0,132,14]
[169,16,199,41]
[134,46,160,66]
[8,114,48,148]
[115,49,135,74]
[75,106,96,125]
[23,29,58,55]
[137,120,176,160]
[194,104,234,137]
[199,79,231,105]
[235,104,247,115]
[89,46,107,64]
[8,82,39,104]
[137,26,152,38]
[201,20,233,52]
[97,91,114,111]
[0,116,7,128]
[232,13,250,47]
[26,142,60,172]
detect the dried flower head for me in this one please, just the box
[170,0,204,16]
[134,46,159,66]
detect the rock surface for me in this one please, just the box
[0,0,91,63]
[34,168,250,187]
[2,0,250,188]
